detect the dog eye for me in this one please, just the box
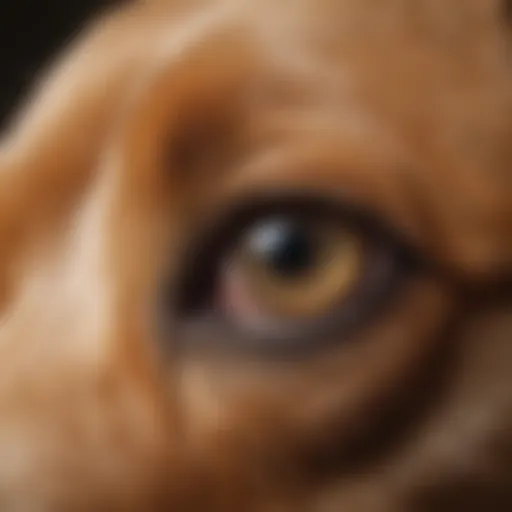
[219,217,363,328]
[172,195,416,355]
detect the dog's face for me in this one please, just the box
[0,0,511,510]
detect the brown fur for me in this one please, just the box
[0,0,511,510]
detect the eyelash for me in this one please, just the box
[165,192,420,357]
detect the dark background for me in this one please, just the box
[0,0,115,131]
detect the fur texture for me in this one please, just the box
[0,0,511,510]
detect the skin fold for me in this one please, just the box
[0,0,510,510]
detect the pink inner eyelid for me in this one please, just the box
[219,260,269,327]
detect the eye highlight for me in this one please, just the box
[170,193,417,355]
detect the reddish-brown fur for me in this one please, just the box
[0,1,510,510]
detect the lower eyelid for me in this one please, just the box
[219,261,271,328]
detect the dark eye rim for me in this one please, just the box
[162,190,422,358]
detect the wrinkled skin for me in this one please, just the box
[0,0,511,510]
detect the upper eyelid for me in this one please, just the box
[188,181,473,289]
[172,190,422,309]
[185,189,422,262]
[210,154,427,256]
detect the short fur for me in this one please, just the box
[0,0,510,510]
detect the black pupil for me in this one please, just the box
[246,218,317,278]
